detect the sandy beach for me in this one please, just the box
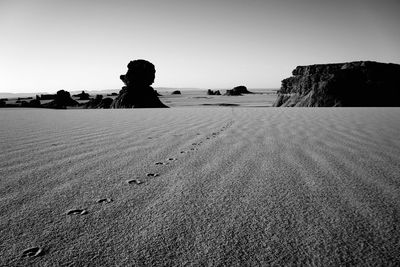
[1,107,400,265]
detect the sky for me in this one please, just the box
[1,0,400,93]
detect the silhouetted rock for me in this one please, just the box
[107,92,118,96]
[0,99,6,107]
[19,101,28,107]
[38,94,56,100]
[274,61,400,107]
[73,91,90,100]
[21,100,41,107]
[43,90,78,109]
[171,90,181,95]
[98,98,113,109]
[234,86,252,94]
[224,86,252,96]
[111,59,168,108]
[28,99,41,107]
[207,89,221,95]
[84,95,112,109]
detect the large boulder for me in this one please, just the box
[224,85,252,96]
[43,90,78,109]
[274,61,400,107]
[111,59,168,108]
[171,90,181,95]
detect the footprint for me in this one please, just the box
[97,198,113,204]
[180,151,186,154]
[167,158,177,161]
[21,247,43,258]
[155,162,164,165]
[192,143,197,146]
[66,209,88,215]
[127,179,143,185]
[146,173,159,177]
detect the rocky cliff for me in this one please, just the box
[273,61,400,107]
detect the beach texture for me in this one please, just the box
[1,108,400,265]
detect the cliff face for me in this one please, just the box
[274,61,400,107]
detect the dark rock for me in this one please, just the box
[274,61,400,107]
[20,101,29,107]
[0,99,6,107]
[28,99,41,107]
[224,86,252,96]
[207,89,221,95]
[171,90,181,95]
[112,59,168,108]
[73,91,90,100]
[98,98,113,108]
[43,90,78,109]
[233,86,252,94]
[38,94,56,100]
[14,99,41,108]
[84,95,112,109]
[107,92,118,96]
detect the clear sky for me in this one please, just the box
[1,0,400,93]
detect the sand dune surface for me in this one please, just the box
[1,107,400,266]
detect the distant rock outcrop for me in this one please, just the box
[111,59,168,108]
[171,90,181,95]
[43,90,78,109]
[73,91,90,100]
[37,94,56,100]
[224,86,252,96]
[207,89,221,95]
[28,99,41,107]
[84,95,112,109]
[274,61,400,107]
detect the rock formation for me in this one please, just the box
[111,60,168,108]
[43,90,78,109]
[73,91,90,100]
[207,89,221,95]
[28,99,41,107]
[224,86,252,96]
[171,90,181,95]
[274,61,400,107]
[84,95,112,109]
